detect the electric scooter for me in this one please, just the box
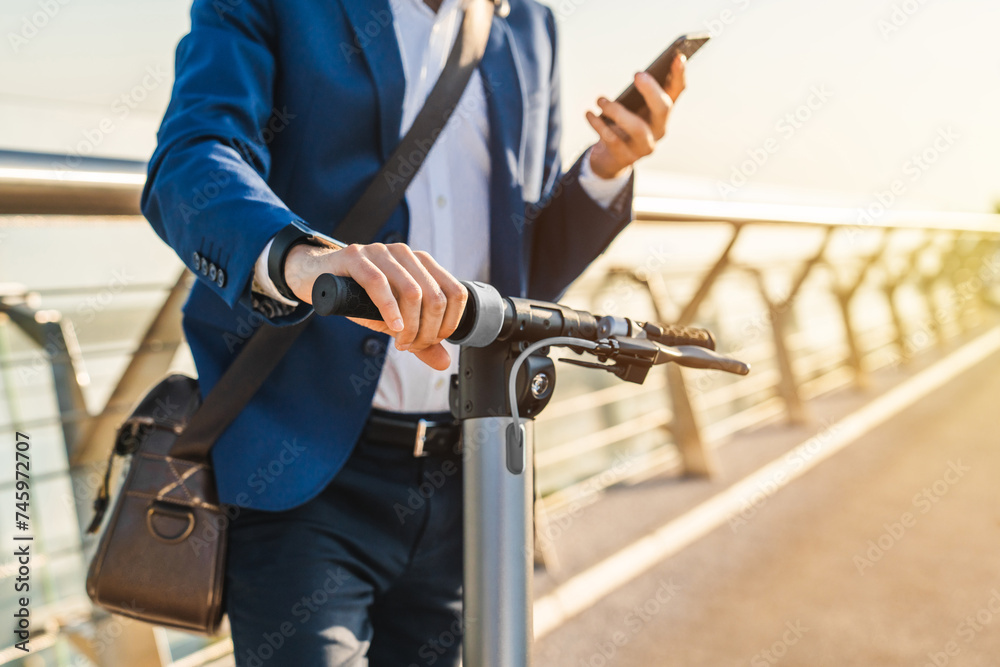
[312,275,750,667]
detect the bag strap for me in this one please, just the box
[168,0,497,463]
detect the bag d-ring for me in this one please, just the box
[146,501,196,544]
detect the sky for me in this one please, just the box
[1,0,998,213]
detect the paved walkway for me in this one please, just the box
[533,331,1000,667]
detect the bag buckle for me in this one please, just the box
[413,419,429,458]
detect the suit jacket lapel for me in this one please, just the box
[336,0,406,160]
[480,16,526,296]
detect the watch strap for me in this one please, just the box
[266,220,345,301]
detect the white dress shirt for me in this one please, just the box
[254,0,631,413]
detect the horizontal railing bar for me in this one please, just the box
[634,197,1000,235]
[538,444,684,522]
[0,150,145,215]
[3,151,998,234]
[540,375,666,421]
[535,408,672,469]
[15,282,175,298]
[537,320,914,478]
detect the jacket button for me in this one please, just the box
[209,264,218,281]
[362,337,386,357]
[216,269,226,288]
[200,258,209,275]
[192,251,201,267]
[383,230,405,244]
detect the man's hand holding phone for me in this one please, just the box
[586,33,707,179]
[586,54,687,179]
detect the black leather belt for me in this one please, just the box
[362,409,462,458]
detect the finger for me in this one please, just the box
[634,71,672,140]
[596,97,648,143]
[363,244,423,350]
[342,318,451,371]
[415,250,468,340]
[586,111,641,165]
[596,97,655,157]
[346,317,391,334]
[665,53,687,103]
[328,244,404,332]
[390,245,448,352]
[412,343,452,372]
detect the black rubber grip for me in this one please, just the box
[312,274,382,319]
[642,322,716,350]
[672,346,750,376]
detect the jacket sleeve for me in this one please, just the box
[525,7,635,303]
[141,0,311,323]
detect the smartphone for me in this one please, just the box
[602,32,710,124]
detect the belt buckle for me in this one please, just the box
[413,419,429,458]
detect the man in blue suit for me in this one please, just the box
[142,0,685,663]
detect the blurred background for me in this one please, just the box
[1,0,999,665]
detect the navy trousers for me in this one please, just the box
[224,427,464,666]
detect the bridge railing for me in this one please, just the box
[2,152,1000,666]
[531,198,1000,567]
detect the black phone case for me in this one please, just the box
[604,33,709,123]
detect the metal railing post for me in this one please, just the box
[883,280,908,365]
[745,228,833,424]
[73,270,191,468]
[828,232,891,389]
[0,296,91,450]
[664,364,713,476]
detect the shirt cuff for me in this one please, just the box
[253,238,300,307]
[577,146,633,209]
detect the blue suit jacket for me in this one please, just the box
[142,0,635,510]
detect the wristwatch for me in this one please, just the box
[267,220,346,301]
